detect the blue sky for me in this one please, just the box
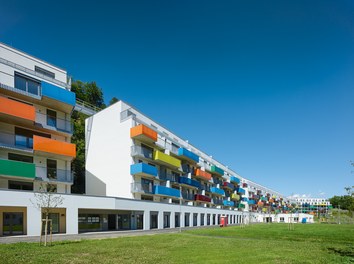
[1,0,353,198]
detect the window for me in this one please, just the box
[47,159,57,179]
[14,73,41,96]
[8,153,33,163]
[141,178,153,193]
[280,217,284,222]
[46,109,57,128]
[8,180,33,191]
[35,66,55,79]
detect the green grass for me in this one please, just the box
[0,224,353,263]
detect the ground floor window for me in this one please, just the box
[3,212,24,236]
[150,212,158,229]
[163,212,170,228]
[193,213,198,226]
[118,214,131,230]
[78,214,101,231]
[280,217,284,222]
[201,214,204,226]
[185,213,190,227]
[136,214,143,230]
[42,213,60,233]
[175,213,180,227]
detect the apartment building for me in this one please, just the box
[0,43,313,237]
[0,43,76,236]
[84,101,297,229]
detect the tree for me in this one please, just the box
[31,183,64,246]
[109,96,119,106]
[70,80,106,193]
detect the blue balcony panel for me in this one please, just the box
[241,197,248,202]
[42,82,76,106]
[153,185,181,198]
[130,163,158,178]
[230,176,240,184]
[178,176,200,188]
[248,199,256,205]
[177,148,199,163]
[211,187,225,196]
[223,200,235,207]
[237,187,246,194]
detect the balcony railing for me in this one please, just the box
[35,112,73,134]
[222,181,235,190]
[131,145,153,159]
[0,131,33,152]
[0,159,36,179]
[36,166,73,183]
[211,187,225,196]
[0,82,42,100]
[158,173,179,182]
[131,182,154,194]
[182,192,195,201]
[178,176,200,188]
[212,199,223,205]
[195,194,212,203]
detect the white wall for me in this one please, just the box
[0,43,67,84]
[86,102,133,198]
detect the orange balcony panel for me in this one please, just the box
[33,135,76,158]
[0,96,35,121]
[130,124,157,142]
[194,169,212,181]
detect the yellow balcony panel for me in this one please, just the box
[153,150,181,168]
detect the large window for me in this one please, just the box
[47,159,57,180]
[46,109,57,128]
[8,180,33,191]
[15,127,50,149]
[8,153,33,163]
[35,66,55,79]
[14,73,41,96]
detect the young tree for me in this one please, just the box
[31,183,64,246]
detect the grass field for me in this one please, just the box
[0,224,353,263]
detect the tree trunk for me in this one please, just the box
[44,213,48,247]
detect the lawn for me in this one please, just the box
[0,224,353,263]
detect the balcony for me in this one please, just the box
[159,173,178,182]
[182,192,195,201]
[178,176,200,188]
[153,150,181,168]
[223,200,235,207]
[200,185,211,192]
[210,165,224,176]
[153,185,181,198]
[130,163,158,179]
[195,194,211,203]
[35,112,73,134]
[0,96,35,125]
[33,135,76,159]
[36,167,73,183]
[222,181,235,190]
[236,187,246,194]
[212,198,223,205]
[177,148,199,163]
[257,201,264,206]
[131,182,154,194]
[130,124,157,142]
[0,131,33,153]
[242,183,248,188]
[261,196,268,201]
[238,203,245,209]
[194,169,211,181]
[230,193,240,201]
[0,159,35,179]
[230,176,240,184]
[210,187,225,196]
[131,145,153,159]
[241,197,248,202]
[41,82,76,113]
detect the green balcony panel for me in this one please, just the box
[211,165,224,175]
[153,150,181,168]
[0,159,35,179]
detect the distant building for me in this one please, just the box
[292,197,332,216]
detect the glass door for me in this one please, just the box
[3,212,24,236]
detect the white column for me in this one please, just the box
[158,211,164,229]
[27,206,41,236]
[66,207,78,234]
[143,210,150,230]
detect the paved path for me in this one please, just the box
[0,225,220,244]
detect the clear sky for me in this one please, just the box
[1,0,353,198]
